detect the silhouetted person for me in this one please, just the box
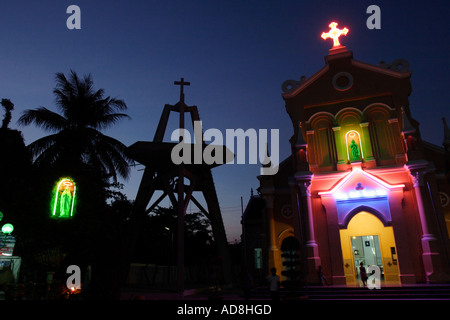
[267,267,280,301]
[317,266,328,286]
[359,262,368,287]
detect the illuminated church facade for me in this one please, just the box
[244,23,450,285]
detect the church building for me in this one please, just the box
[243,22,450,286]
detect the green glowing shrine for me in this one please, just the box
[51,178,77,218]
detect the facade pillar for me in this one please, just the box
[409,165,449,283]
[388,188,418,284]
[298,178,322,283]
[319,194,347,285]
[306,130,318,173]
[288,177,303,251]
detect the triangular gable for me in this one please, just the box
[282,51,411,100]
[318,163,405,201]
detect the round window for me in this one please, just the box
[332,72,353,91]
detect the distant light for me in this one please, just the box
[1,223,14,234]
[321,22,349,48]
[0,211,3,222]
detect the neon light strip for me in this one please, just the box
[70,184,76,217]
[318,167,405,196]
[334,188,387,201]
[52,179,66,216]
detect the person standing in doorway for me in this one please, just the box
[359,262,368,287]
[267,267,280,301]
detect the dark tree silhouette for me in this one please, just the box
[133,207,215,266]
[18,70,132,182]
[1,98,14,129]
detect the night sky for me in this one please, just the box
[1,1,449,242]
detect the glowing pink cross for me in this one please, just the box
[321,22,349,48]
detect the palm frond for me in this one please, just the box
[31,139,63,167]
[18,107,68,132]
[27,134,59,158]
[90,113,131,130]
[88,130,132,180]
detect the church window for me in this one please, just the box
[332,72,353,91]
[280,237,301,282]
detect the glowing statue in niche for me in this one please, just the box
[345,131,363,162]
[52,178,77,218]
[350,139,360,161]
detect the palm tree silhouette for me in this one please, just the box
[18,70,131,181]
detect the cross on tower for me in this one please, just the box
[174,77,190,102]
[127,76,232,297]
[321,22,349,48]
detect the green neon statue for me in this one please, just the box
[52,178,76,218]
[350,139,360,161]
[60,187,72,217]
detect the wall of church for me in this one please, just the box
[309,165,434,284]
[268,192,298,281]
[303,103,406,173]
[309,115,336,172]
[436,175,450,239]
[275,50,450,286]
[393,184,426,283]
[311,192,333,283]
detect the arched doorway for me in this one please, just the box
[339,211,399,285]
[280,236,301,284]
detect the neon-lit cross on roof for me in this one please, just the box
[321,22,349,48]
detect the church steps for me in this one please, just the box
[250,284,450,300]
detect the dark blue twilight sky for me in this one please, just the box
[1,1,449,242]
